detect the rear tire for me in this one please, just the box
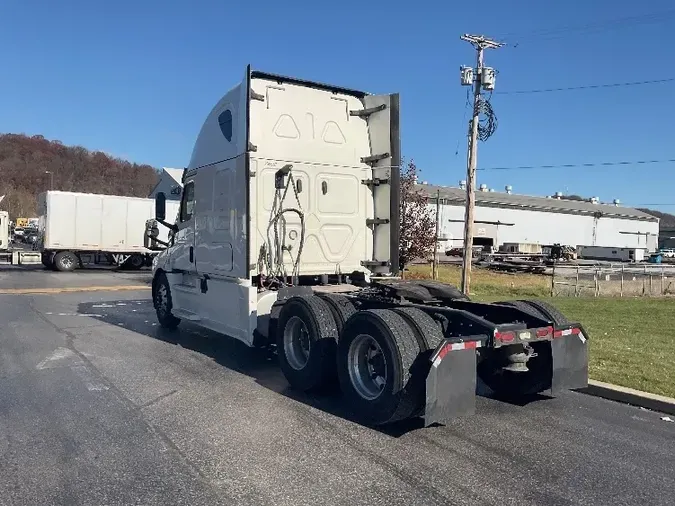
[497,300,545,320]
[337,309,423,425]
[522,300,569,325]
[391,307,445,352]
[124,254,145,270]
[316,293,357,335]
[277,296,339,392]
[153,272,181,330]
[53,251,78,272]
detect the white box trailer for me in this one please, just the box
[577,245,646,262]
[0,211,9,251]
[148,66,589,426]
[37,191,179,271]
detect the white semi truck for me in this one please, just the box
[149,67,589,426]
[38,191,179,271]
[0,211,9,251]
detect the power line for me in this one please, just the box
[496,77,675,95]
[631,203,675,207]
[478,158,675,172]
[500,8,675,44]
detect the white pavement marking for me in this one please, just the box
[37,348,108,392]
[44,312,104,317]
[36,347,81,370]
[71,365,109,392]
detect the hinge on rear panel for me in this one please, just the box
[361,153,390,166]
[349,103,386,118]
[366,218,390,226]
[250,90,265,101]
[361,260,390,268]
[248,141,258,152]
[361,178,390,187]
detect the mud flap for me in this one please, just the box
[551,329,589,393]
[423,341,479,427]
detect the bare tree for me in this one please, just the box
[398,159,436,271]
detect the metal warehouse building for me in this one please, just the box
[422,185,660,252]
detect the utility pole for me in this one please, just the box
[45,171,54,190]
[459,34,503,295]
[432,189,440,280]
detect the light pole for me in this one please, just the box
[45,171,54,190]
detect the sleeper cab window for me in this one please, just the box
[180,182,195,222]
[218,109,233,142]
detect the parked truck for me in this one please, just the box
[0,211,8,251]
[577,245,646,263]
[149,67,589,426]
[38,191,179,271]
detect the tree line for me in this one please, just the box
[0,134,159,220]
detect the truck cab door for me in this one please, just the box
[170,180,197,275]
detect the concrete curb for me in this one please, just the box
[578,380,675,416]
[0,285,150,295]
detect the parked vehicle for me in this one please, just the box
[24,230,39,246]
[657,248,675,259]
[149,67,589,426]
[37,191,179,271]
[445,245,483,257]
[577,245,647,263]
[12,227,25,241]
[0,211,8,251]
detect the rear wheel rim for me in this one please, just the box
[283,316,311,370]
[348,334,387,400]
[60,255,73,269]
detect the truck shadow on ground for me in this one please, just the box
[77,298,551,437]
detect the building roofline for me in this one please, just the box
[420,184,658,223]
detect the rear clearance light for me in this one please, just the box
[495,326,554,344]
[536,326,554,339]
[494,331,515,343]
[553,328,581,338]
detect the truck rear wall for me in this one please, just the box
[40,191,179,253]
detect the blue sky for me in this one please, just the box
[2,0,675,211]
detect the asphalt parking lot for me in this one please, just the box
[1,266,674,505]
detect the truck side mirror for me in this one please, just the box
[155,192,166,222]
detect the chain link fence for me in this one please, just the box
[551,263,675,297]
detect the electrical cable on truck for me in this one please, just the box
[260,164,306,289]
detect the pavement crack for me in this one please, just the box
[140,389,179,409]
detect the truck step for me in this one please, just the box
[172,309,202,322]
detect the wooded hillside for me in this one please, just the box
[637,208,675,229]
[0,134,159,219]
